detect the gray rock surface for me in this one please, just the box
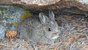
[0,0,88,12]
[0,0,60,5]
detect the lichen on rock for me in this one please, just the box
[20,10,31,21]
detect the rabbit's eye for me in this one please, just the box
[48,28,51,31]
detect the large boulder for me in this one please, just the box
[0,0,88,12]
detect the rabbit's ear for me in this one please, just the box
[39,12,49,24]
[48,11,59,32]
[49,11,55,21]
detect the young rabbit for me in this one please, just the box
[29,11,60,44]
[18,11,60,45]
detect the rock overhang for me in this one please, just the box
[0,0,88,11]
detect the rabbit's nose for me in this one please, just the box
[51,32,59,40]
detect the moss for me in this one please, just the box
[20,10,32,21]
[0,7,7,11]
[12,22,19,27]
